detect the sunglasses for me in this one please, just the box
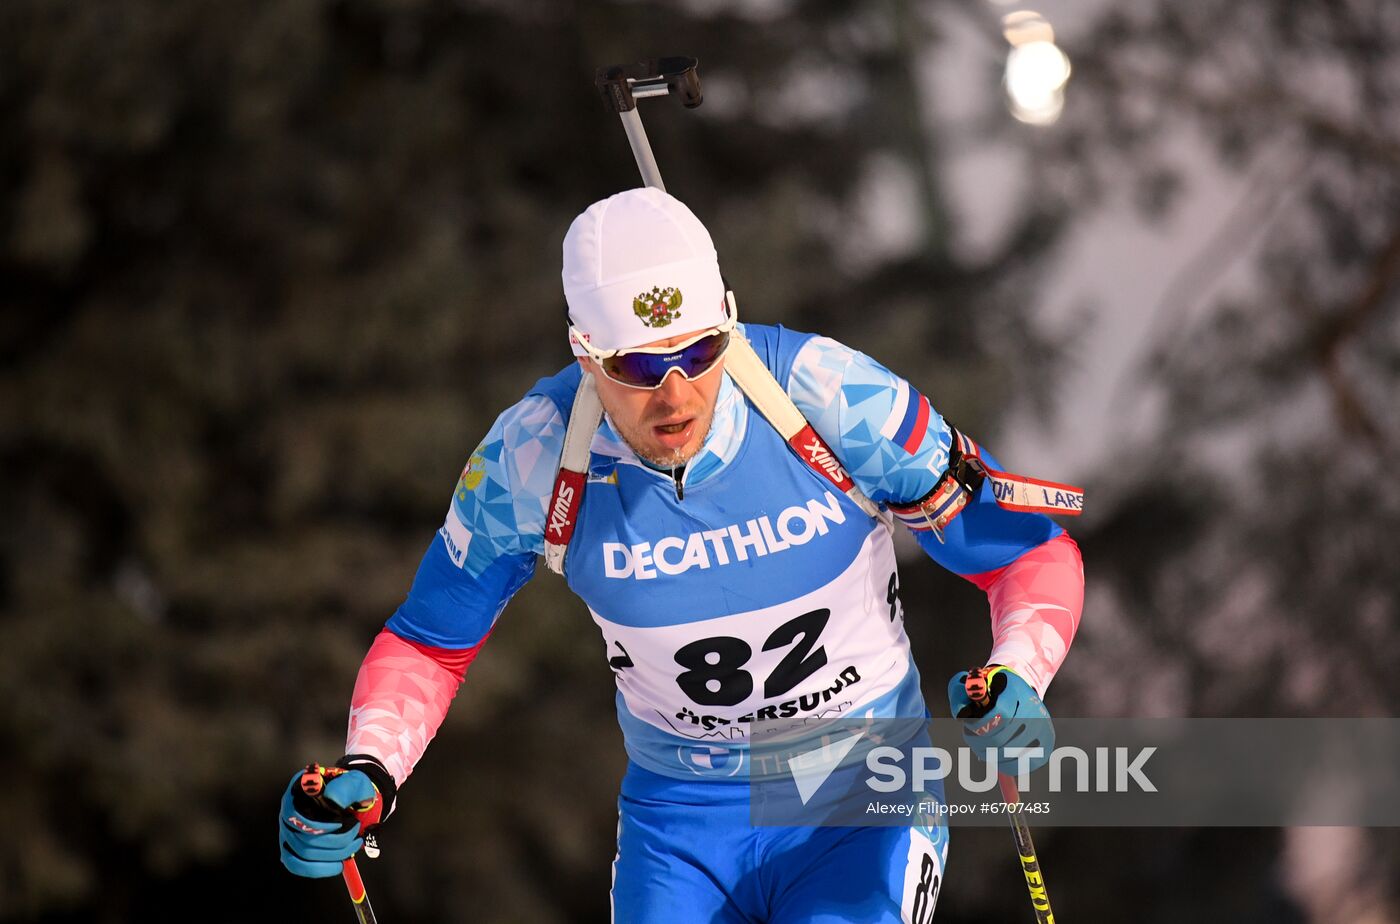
[570,303,737,390]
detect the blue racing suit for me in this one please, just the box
[346,323,1081,922]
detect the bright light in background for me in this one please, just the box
[1006,41,1071,123]
[1000,10,1071,125]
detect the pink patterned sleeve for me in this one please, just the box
[345,628,489,788]
[963,532,1084,697]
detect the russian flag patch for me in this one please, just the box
[879,380,932,455]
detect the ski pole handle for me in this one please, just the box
[594,57,703,192]
[595,57,702,113]
[300,765,380,924]
[964,665,993,707]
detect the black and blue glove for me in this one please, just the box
[279,758,391,878]
[947,665,1054,774]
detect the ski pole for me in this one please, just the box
[593,56,749,321]
[964,672,1057,924]
[300,764,379,924]
[594,57,703,191]
[998,773,1055,924]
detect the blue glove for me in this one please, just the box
[947,665,1054,774]
[279,767,379,878]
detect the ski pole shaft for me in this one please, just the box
[339,855,378,924]
[300,765,380,924]
[999,774,1055,924]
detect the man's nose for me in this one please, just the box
[652,367,691,403]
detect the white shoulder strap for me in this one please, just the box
[543,372,603,576]
[723,333,888,524]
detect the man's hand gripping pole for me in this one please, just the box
[300,764,380,924]
[965,669,1057,924]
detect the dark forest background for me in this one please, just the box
[2,0,1398,921]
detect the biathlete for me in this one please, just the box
[279,187,1084,922]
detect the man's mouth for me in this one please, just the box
[651,417,695,449]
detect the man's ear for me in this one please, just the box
[576,357,592,375]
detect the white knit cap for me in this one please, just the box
[563,187,727,356]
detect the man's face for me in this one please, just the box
[580,326,726,469]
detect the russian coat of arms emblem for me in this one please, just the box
[632,286,683,328]
[456,446,487,499]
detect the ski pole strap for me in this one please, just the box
[544,372,604,576]
[888,426,1084,542]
